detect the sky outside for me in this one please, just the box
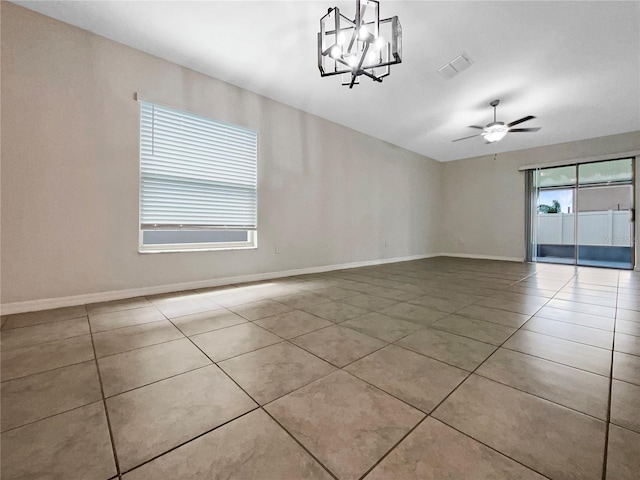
[538,189,573,213]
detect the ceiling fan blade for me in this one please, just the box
[509,127,541,133]
[468,125,485,130]
[507,115,535,127]
[452,133,483,142]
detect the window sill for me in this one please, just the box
[139,245,257,254]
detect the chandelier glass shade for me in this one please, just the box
[318,0,402,88]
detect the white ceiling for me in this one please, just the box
[13,0,640,161]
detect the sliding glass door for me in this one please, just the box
[529,158,634,269]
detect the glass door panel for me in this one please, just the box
[576,159,634,268]
[533,166,577,264]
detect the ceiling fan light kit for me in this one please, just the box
[318,0,402,88]
[452,99,541,144]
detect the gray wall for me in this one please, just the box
[441,132,640,261]
[1,3,442,305]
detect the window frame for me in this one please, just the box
[137,97,258,253]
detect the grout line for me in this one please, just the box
[261,409,340,480]
[1,314,88,332]
[359,272,578,479]
[87,318,123,477]
[471,370,608,422]
[161,315,340,478]
[5,259,635,478]
[0,399,104,434]
[601,271,620,480]
[118,407,260,476]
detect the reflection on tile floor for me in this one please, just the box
[2,257,639,479]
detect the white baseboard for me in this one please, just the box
[1,253,439,315]
[439,252,525,263]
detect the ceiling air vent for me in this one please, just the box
[437,52,473,80]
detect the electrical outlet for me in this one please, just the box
[275,244,281,254]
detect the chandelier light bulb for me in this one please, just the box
[318,0,402,88]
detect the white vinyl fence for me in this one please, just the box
[536,211,632,246]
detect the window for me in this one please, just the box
[139,100,258,252]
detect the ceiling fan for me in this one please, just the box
[452,99,541,143]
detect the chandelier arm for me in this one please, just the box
[359,69,383,82]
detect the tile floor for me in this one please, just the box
[1,257,639,479]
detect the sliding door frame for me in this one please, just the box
[526,156,636,269]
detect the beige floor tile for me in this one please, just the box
[345,345,468,412]
[407,294,469,313]
[1,402,116,480]
[1,305,87,330]
[424,288,487,304]
[534,306,615,330]
[273,291,333,309]
[190,323,281,362]
[491,291,550,307]
[0,317,89,350]
[291,325,386,367]
[87,297,153,316]
[474,297,542,316]
[379,303,448,326]
[122,409,332,480]
[228,299,293,321]
[107,365,256,472]
[341,294,399,312]
[219,342,335,404]
[546,299,616,318]
[205,288,267,307]
[615,332,640,356]
[89,306,165,333]
[477,348,609,419]
[170,309,247,336]
[396,328,497,371]
[433,375,606,480]
[365,417,546,480]
[617,309,640,323]
[341,312,424,342]
[610,380,640,433]
[455,304,531,328]
[254,310,332,339]
[430,315,516,346]
[300,301,369,322]
[606,425,640,480]
[503,330,612,376]
[154,296,222,318]
[555,292,617,307]
[1,361,102,432]
[523,316,614,349]
[311,286,360,300]
[613,352,640,386]
[618,298,640,311]
[99,338,211,396]
[93,320,184,358]
[266,370,424,480]
[1,334,95,381]
[366,286,421,302]
[616,319,640,337]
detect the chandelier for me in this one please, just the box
[318,0,402,88]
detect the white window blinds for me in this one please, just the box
[140,101,258,230]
